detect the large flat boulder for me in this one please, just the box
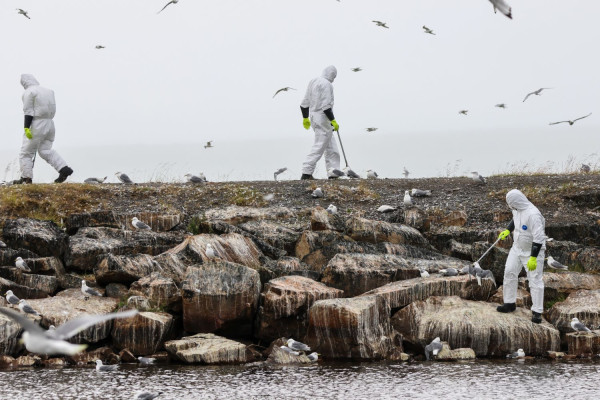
[181,262,260,337]
[0,276,49,300]
[566,331,600,356]
[129,273,182,312]
[310,207,345,232]
[519,272,600,302]
[345,217,429,247]
[256,276,343,342]
[391,296,560,357]
[489,285,532,308]
[304,296,402,360]
[164,333,250,364]
[65,210,121,233]
[111,311,173,355]
[546,290,600,335]
[259,257,322,283]
[238,220,301,255]
[0,268,57,296]
[362,274,496,311]
[0,248,39,268]
[204,206,296,226]
[65,227,184,272]
[0,313,23,356]
[2,218,68,258]
[26,289,120,344]
[95,253,161,286]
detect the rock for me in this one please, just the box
[129,273,182,312]
[105,283,129,299]
[256,276,343,342]
[0,312,23,356]
[2,218,68,258]
[164,333,251,364]
[546,289,600,335]
[181,262,260,337]
[363,274,496,312]
[566,331,600,356]
[295,230,361,270]
[435,343,477,361]
[260,257,322,282]
[14,355,41,367]
[127,296,151,311]
[238,220,301,255]
[65,210,121,234]
[433,210,468,227]
[112,312,173,355]
[392,296,560,357]
[95,253,162,286]
[310,207,345,232]
[26,289,120,344]
[493,210,512,223]
[403,207,430,232]
[0,268,57,296]
[520,272,600,302]
[65,227,184,273]
[573,246,600,273]
[0,248,39,268]
[266,344,313,365]
[304,295,402,360]
[119,212,182,232]
[447,240,473,261]
[0,355,15,367]
[152,253,189,285]
[17,256,63,275]
[345,217,429,246]
[118,349,137,363]
[489,285,532,308]
[43,358,67,367]
[547,351,566,359]
[0,276,49,300]
[204,206,296,226]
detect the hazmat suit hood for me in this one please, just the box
[321,66,337,83]
[506,189,532,211]
[21,74,39,89]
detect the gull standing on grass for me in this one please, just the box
[95,359,118,372]
[4,290,20,305]
[81,280,102,299]
[115,172,134,184]
[403,191,412,206]
[571,317,591,332]
[132,217,152,231]
[0,307,137,355]
[18,300,40,316]
[287,338,311,352]
[15,257,31,272]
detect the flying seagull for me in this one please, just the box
[549,113,592,126]
[95,45,105,50]
[366,170,378,179]
[424,337,443,360]
[115,172,133,184]
[273,87,296,98]
[523,88,551,102]
[274,167,287,181]
[287,338,311,352]
[81,280,102,300]
[132,217,152,231]
[138,356,157,365]
[546,256,568,271]
[422,26,435,35]
[136,392,163,400]
[0,307,137,355]
[95,359,118,372]
[571,317,591,332]
[459,110,468,115]
[18,300,40,316]
[489,0,512,19]
[351,67,363,72]
[403,167,410,178]
[326,204,338,215]
[84,176,107,184]
[495,103,507,109]
[471,171,487,184]
[365,127,378,132]
[15,257,31,272]
[372,21,389,29]
[204,141,214,149]
[4,290,20,305]
[506,349,525,359]
[157,0,179,14]
[184,173,206,184]
[16,9,30,19]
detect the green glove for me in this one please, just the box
[24,128,32,140]
[498,229,510,241]
[330,120,339,132]
[303,118,311,130]
[527,256,537,271]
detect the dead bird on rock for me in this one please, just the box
[425,337,443,360]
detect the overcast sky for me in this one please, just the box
[1,0,598,182]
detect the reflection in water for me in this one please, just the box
[0,360,599,399]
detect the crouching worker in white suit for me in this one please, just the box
[15,74,73,184]
[299,65,341,180]
[496,189,547,324]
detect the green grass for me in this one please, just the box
[544,293,566,310]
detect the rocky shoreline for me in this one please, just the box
[1,175,599,368]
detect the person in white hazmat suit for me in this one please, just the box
[15,74,73,184]
[299,66,341,180]
[496,189,547,324]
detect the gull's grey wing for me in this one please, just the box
[157,0,174,14]
[489,0,512,18]
[273,89,285,98]
[49,310,138,340]
[0,307,45,334]
[85,287,102,296]
[573,113,592,122]
[119,174,133,183]
[22,304,38,314]
[135,221,152,230]
[549,121,569,125]
[137,393,162,400]
[189,176,204,183]
[574,322,590,331]
[522,93,533,102]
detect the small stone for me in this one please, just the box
[118,349,137,363]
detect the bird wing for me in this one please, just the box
[120,174,133,183]
[85,287,102,296]
[573,113,592,122]
[190,176,204,183]
[49,310,138,340]
[272,88,284,98]
[136,221,152,230]
[0,307,45,334]
[522,93,533,102]
[488,0,512,18]
[157,1,174,13]
[574,322,589,331]
[23,304,38,314]
[549,121,569,125]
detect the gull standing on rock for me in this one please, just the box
[571,317,591,332]
[523,88,551,103]
[138,356,156,365]
[84,176,107,184]
[506,349,525,359]
[403,191,412,206]
[132,217,152,231]
[366,170,378,179]
[15,257,31,272]
[115,172,133,184]
[4,290,20,305]
[95,359,118,372]
[307,352,319,362]
[157,0,178,14]
[471,171,487,184]
[18,300,40,316]
[0,307,138,355]
[205,243,217,259]
[419,269,430,278]
[287,338,311,352]
[274,167,288,181]
[326,204,338,214]
[424,337,443,360]
[311,188,324,198]
[546,256,568,271]
[280,346,300,356]
[81,280,102,299]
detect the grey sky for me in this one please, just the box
[1,0,598,182]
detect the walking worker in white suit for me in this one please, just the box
[496,189,547,324]
[15,74,73,184]
[299,65,341,180]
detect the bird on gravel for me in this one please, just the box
[366,170,378,179]
[95,359,118,372]
[328,168,345,178]
[15,257,31,272]
[81,280,102,300]
[549,113,592,126]
[377,205,397,213]
[506,349,525,359]
[326,204,338,214]
[307,352,319,362]
[157,0,178,14]
[471,171,487,184]
[135,392,162,400]
[424,337,443,360]
[523,88,551,102]
[84,176,107,184]
[19,300,40,316]
[287,338,311,352]
[132,217,152,231]
[274,167,288,181]
[311,188,324,198]
[411,189,431,197]
[571,317,591,332]
[580,164,591,173]
[115,172,134,184]
[138,356,156,365]
[403,191,412,206]
[184,173,206,184]
[344,167,360,179]
[4,290,20,305]
[545,256,569,271]
[273,87,296,98]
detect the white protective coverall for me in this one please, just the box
[300,66,341,177]
[503,189,547,313]
[19,74,67,179]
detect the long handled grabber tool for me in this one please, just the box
[336,129,349,168]
[469,236,502,282]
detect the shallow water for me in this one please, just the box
[1,360,599,400]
